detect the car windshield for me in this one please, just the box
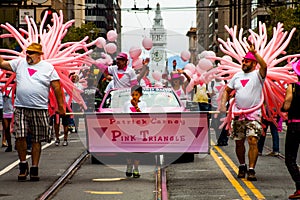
[102,87,181,109]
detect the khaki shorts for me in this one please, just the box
[231,119,262,140]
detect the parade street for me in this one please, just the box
[0,119,296,200]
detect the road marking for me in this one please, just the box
[0,136,62,176]
[213,144,266,200]
[210,149,252,199]
[92,177,126,181]
[85,191,123,195]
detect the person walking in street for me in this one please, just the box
[2,77,14,152]
[0,43,65,181]
[220,42,267,181]
[281,60,300,199]
[50,112,70,147]
[257,116,280,156]
[208,78,228,146]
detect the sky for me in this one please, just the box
[121,0,196,55]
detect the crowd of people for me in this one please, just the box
[0,42,299,199]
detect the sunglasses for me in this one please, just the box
[26,51,37,55]
[242,59,252,64]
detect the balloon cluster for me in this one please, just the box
[94,30,117,65]
[129,37,153,70]
[0,10,102,114]
[182,50,216,93]
[206,22,300,130]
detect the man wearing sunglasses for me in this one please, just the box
[220,43,267,181]
[0,43,65,182]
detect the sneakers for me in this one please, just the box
[289,190,300,199]
[258,152,262,156]
[126,165,133,177]
[5,145,12,152]
[18,162,29,181]
[247,169,257,181]
[30,167,40,181]
[267,152,279,157]
[63,140,68,146]
[55,139,60,146]
[237,165,247,178]
[133,169,141,178]
[26,149,32,155]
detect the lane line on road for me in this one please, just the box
[84,191,123,195]
[213,144,266,200]
[210,149,252,199]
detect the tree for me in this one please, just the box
[62,22,101,44]
[267,6,300,55]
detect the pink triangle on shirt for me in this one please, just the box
[117,73,124,79]
[28,68,37,76]
[240,79,249,87]
[215,85,222,92]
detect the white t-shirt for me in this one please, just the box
[9,58,60,109]
[208,79,225,108]
[227,70,264,110]
[108,65,137,88]
[123,100,147,113]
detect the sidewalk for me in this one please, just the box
[0,127,86,200]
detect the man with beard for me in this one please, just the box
[220,43,267,181]
[0,43,65,181]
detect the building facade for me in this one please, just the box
[195,0,296,57]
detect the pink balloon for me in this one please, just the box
[197,58,213,71]
[107,30,118,42]
[196,64,206,75]
[198,51,209,59]
[206,51,216,57]
[132,58,143,69]
[152,71,162,81]
[142,37,153,50]
[181,50,191,62]
[105,43,117,54]
[129,46,142,59]
[96,37,106,48]
[220,55,232,65]
[184,63,196,73]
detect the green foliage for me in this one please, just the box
[62,22,101,43]
[267,6,300,55]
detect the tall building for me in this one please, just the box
[149,3,167,83]
[85,0,119,37]
[196,0,289,56]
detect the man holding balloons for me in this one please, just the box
[220,42,267,181]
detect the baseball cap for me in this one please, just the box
[169,73,184,82]
[116,52,128,60]
[243,52,257,62]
